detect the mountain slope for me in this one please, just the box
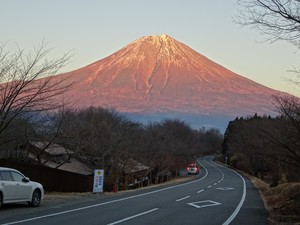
[53,34,286,121]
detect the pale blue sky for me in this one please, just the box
[1,0,300,96]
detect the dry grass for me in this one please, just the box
[44,176,193,200]
[249,176,300,225]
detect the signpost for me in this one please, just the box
[93,169,104,193]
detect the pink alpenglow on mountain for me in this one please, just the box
[51,34,288,128]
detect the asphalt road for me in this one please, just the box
[0,156,268,225]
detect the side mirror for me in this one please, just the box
[22,177,30,183]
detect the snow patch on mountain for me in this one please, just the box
[50,34,290,126]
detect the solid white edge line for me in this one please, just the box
[107,208,159,225]
[4,161,210,225]
[208,158,247,225]
[222,169,246,225]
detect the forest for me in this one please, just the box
[222,95,300,186]
[0,105,223,190]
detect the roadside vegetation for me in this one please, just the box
[1,1,300,223]
[0,105,223,191]
[52,107,223,190]
[221,106,300,224]
[0,38,223,194]
[232,1,300,224]
[222,90,300,225]
[0,40,223,192]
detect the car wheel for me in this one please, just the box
[29,189,41,207]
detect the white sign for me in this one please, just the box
[93,169,104,193]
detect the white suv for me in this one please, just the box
[0,167,44,207]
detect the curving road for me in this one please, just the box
[0,156,268,225]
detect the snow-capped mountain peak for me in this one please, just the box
[53,34,288,124]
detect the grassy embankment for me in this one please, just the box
[250,176,300,225]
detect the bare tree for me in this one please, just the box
[0,41,74,145]
[235,0,300,46]
[234,0,300,179]
[273,95,300,168]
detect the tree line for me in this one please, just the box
[225,0,300,187]
[1,106,223,190]
[222,95,300,186]
[0,41,224,190]
[2,0,300,191]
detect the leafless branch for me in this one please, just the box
[0,41,75,139]
[235,0,300,47]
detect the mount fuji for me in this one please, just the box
[51,34,287,130]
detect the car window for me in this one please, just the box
[11,171,25,182]
[0,171,13,181]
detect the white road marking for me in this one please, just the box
[208,159,247,225]
[207,185,212,188]
[222,170,246,225]
[197,189,204,193]
[176,196,190,202]
[3,162,210,225]
[188,200,221,209]
[107,208,159,225]
[216,187,235,191]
